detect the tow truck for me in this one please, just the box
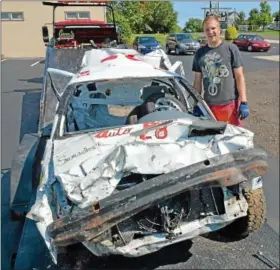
[7,1,279,269]
[42,0,125,49]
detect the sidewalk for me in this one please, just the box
[265,39,279,44]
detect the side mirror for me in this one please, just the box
[42,26,49,44]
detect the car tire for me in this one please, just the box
[166,45,171,54]
[247,45,253,52]
[219,188,266,239]
[175,47,180,55]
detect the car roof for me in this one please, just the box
[139,36,156,39]
[69,48,179,84]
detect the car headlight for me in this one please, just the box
[252,43,259,46]
[156,45,161,49]
[139,45,146,49]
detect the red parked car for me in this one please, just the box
[233,34,271,52]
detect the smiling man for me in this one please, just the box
[192,15,249,126]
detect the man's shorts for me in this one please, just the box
[208,99,242,127]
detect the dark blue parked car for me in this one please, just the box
[132,36,161,54]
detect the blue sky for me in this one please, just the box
[173,1,280,27]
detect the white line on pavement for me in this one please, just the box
[1,59,7,62]
[265,39,279,44]
[30,60,40,67]
[253,55,280,62]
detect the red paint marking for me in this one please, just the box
[95,127,132,139]
[140,121,168,140]
[155,126,168,139]
[101,54,141,63]
[78,70,90,77]
[101,55,118,63]
[125,54,141,61]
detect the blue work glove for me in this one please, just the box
[239,102,250,120]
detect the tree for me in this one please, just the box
[248,2,274,31]
[106,1,178,37]
[258,1,273,30]
[273,11,280,22]
[237,11,247,25]
[142,1,178,33]
[183,18,203,32]
[248,8,259,25]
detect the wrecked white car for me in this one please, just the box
[23,48,267,263]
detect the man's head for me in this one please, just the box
[203,15,221,47]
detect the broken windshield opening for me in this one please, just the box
[59,77,211,137]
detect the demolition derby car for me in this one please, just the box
[26,48,268,263]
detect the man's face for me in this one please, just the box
[203,18,221,44]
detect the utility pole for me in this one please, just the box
[210,1,212,12]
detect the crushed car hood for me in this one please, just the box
[53,113,254,208]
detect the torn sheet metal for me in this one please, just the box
[46,147,267,247]
[51,118,254,208]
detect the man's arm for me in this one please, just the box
[234,66,247,102]
[193,72,202,95]
[192,50,202,94]
[230,44,247,102]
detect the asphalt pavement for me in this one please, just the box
[1,58,44,270]
[1,49,279,269]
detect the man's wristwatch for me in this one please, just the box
[241,101,248,105]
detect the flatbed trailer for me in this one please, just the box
[9,44,280,270]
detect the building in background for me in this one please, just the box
[1,1,106,58]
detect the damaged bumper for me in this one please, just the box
[47,148,268,247]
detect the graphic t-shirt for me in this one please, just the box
[192,41,243,105]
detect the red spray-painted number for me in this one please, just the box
[140,122,168,140]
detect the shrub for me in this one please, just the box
[225,26,238,40]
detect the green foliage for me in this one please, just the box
[235,11,247,27]
[273,11,280,21]
[106,1,178,41]
[225,26,238,40]
[258,1,273,30]
[247,2,274,30]
[183,18,203,33]
[248,8,260,26]
[174,25,183,33]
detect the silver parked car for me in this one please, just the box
[166,33,200,55]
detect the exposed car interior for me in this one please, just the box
[64,77,208,133]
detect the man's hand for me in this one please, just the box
[239,102,249,120]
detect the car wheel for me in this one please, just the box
[219,188,266,240]
[247,45,253,52]
[166,45,170,54]
[175,47,180,55]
